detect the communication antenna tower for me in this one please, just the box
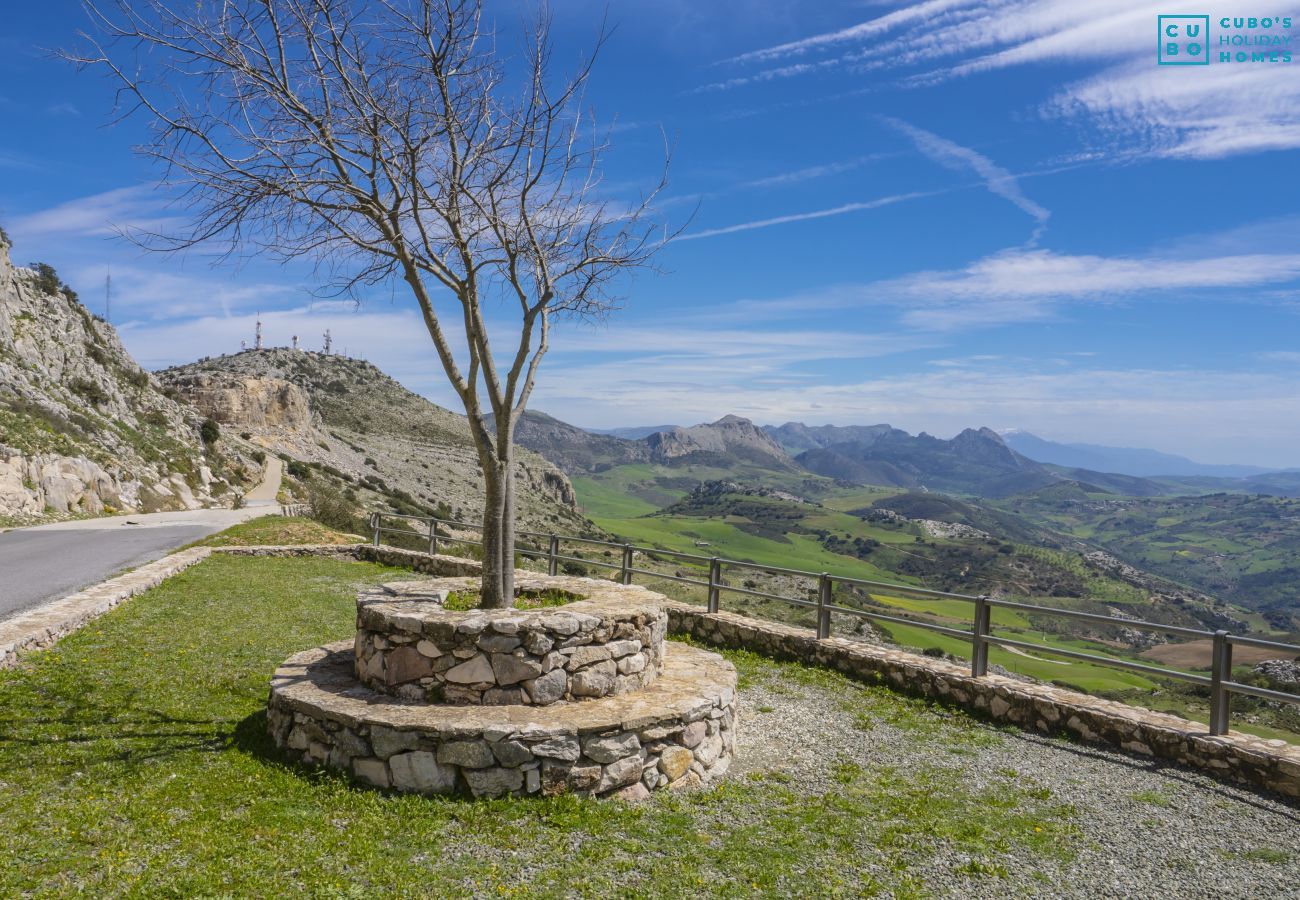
[323,329,332,354]
[255,313,264,350]
[292,334,299,350]
[104,266,112,324]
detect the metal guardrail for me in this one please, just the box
[368,511,1300,736]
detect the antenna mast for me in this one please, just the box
[104,266,112,324]
[255,313,264,350]
[323,329,332,354]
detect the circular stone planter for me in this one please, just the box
[267,640,738,800]
[353,576,669,705]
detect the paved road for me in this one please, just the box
[0,462,284,623]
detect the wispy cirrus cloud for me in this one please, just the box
[726,0,978,65]
[741,153,892,188]
[12,185,180,239]
[882,117,1050,242]
[677,190,936,241]
[716,1,1300,159]
[705,243,1300,331]
[879,247,1300,330]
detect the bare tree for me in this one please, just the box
[71,0,669,607]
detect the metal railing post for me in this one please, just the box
[547,534,559,577]
[816,573,832,639]
[621,544,633,585]
[427,517,438,556]
[971,595,991,677]
[1209,630,1233,735]
[707,558,721,613]
[371,512,381,547]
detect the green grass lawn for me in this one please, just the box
[0,554,1078,896]
[195,514,359,547]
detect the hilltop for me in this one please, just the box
[515,411,795,474]
[159,350,586,533]
[0,238,255,522]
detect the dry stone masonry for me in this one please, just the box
[353,576,667,705]
[268,564,737,800]
[666,603,1300,800]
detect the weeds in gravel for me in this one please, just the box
[1131,790,1174,807]
[1225,847,1290,864]
[0,555,1082,897]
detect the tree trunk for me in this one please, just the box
[479,454,516,608]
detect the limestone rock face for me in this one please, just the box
[0,237,249,521]
[166,373,315,429]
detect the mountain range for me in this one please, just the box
[530,416,1297,500]
[999,430,1280,479]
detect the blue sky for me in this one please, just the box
[2,1,1299,467]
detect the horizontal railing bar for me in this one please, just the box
[716,582,818,609]
[426,534,479,547]
[636,546,712,563]
[372,512,1300,729]
[1221,680,1300,705]
[826,604,973,640]
[985,635,1213,685]
[377,527,427,539]
[550,553,623,572]
[831,575,982,602]
[987,599,1211,640]
[1227,634,1300,653]
[626,567,711,589]
[557,536,629,549]
[720,558,820,579]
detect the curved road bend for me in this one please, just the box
[0,457,284,623]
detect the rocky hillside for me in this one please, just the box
[159,349,586,533]
[515,412,797,475]
[513,410,650,473]
[645,415,796,469]
[0,237,252,522]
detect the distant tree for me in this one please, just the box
[30,263,61,296]
[73,0,670,608]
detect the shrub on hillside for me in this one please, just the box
[200,418,221,445]
[305,481,363,533]
[68,378,110,408]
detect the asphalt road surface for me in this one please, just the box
[0,460,284,623]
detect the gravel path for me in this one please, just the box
[731,660,1300,898]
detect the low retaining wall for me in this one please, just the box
[8,539,1296,801]
[355,576,668,704]
[667,604,1300,799]
[269,639,737,799]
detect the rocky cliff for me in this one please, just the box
[159,349,585,533]
[0,237,251,522]
[644,415,795,468]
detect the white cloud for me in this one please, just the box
[11,185,180,240]
[883,118,1049,240]
[727,0,978,64]
[678,190,935,240]
[534,360,1300,468]
[718,1,1300,159]
[695,245,1300,332]
[742,153,891,188]
[881,248,1300,300]
[67,263,302,321]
